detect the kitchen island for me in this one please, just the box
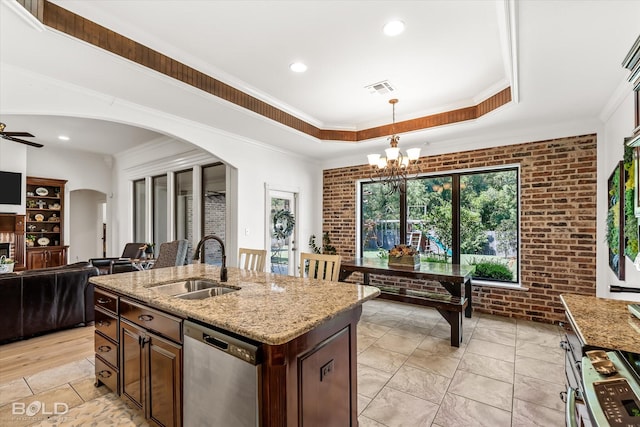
[90,264,380,427]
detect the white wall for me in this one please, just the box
[601,90,640,297]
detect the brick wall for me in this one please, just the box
[323,134,597,323]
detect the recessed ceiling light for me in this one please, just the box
[289,62,307,73]
[383,20,405,37]
[58,135,70,141]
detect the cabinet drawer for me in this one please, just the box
[95,355,119,394]
[120,298,182,343]
[95,307,118,342]
[95,332,118,368]
[95,288,118,315]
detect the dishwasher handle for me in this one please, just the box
[203,334,229,351]
[184,320,261,365]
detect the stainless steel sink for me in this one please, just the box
[176,287,238,300]
[152,279,220,296]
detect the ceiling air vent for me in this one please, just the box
[365,80,396,95]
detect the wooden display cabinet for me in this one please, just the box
[25,177,68,269]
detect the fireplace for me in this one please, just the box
[0,214,25,269]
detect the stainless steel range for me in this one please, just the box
[562,324,640,426]
[578,350,640,426]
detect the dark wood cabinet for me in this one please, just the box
[94,288,120,394]
[26,247,67,269]
[119,297,182,427]
[25,177,67,269]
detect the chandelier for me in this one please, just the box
[367,99,421,193]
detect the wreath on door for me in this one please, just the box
[273,209,295,240]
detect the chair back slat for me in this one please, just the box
[299,252,341,281]
[238,248,266,272]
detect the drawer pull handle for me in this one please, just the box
[98,370,112,379]
[97,297,111,304]
[96,320,111,327]
[138,314,154,322]
[98,345,112,353]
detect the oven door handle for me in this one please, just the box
[565,386,579,427]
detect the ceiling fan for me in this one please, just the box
[0,122,43,148]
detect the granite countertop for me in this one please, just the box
[90,264,380,345]
[560,294,640,354]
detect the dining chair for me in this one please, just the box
[238,248,266,272]
[152,240,189,269]
[299,252,341,281]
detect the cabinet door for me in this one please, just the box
[121,321,145,410]
[26,250,47,270]
[148,334,182,427]
[48,248,66,267]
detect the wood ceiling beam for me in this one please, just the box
[18,0,511,143]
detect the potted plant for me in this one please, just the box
[26,234,36,247]
[0,256,15,273]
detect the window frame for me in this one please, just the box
[358,164,521,285]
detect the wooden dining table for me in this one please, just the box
[339,258,474,346]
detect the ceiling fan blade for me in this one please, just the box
[2,135,44,148]
[0,131,34,137]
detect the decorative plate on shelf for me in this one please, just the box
[37,237,50,246]
[35,187,49,196]
[34,213,45,222]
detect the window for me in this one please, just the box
[133,179,146,243]
[201,163,226,265]
[360,167,519,283]
[152,175,168,247]
[175,169,193,256]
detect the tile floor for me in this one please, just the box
[0,299,567,426]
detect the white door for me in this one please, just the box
[266,189,297,276]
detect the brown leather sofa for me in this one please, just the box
[0,262,99,343]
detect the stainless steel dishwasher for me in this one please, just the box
[183,320,261,427]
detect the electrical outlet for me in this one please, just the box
[244,228,250,236]
[320,359,334,381]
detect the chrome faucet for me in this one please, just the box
[193,235,228,282]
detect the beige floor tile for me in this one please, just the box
[69,377,110,402]
[0,383,83,427]
[516,328,562,348]
[405,348,460,378]
[387,321,434,340]
[417,336,466,359]
[359,320,392,338]
[358,394,372,415]
[25,359,94,395]
[357,364,393,399]
[433,393,512,427]
[513,374,565,412]
[516,320,562,337]
[358,346,408,374]
[466,338,515,363]
[373,332,422,355]
[429,322,473,344]
[472,327,516,347]
[447,370,513,411]
[358,334,378,354]
[357,415,388,426]
[361,386,439,427]
[476,314,517,334]
[514,355,564,384]
[512,398,564,426]
[386,365,450,405]
[515,340,564,364]
[0,377,32,407]
[361,312,405,328]
[457,352,515,383]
